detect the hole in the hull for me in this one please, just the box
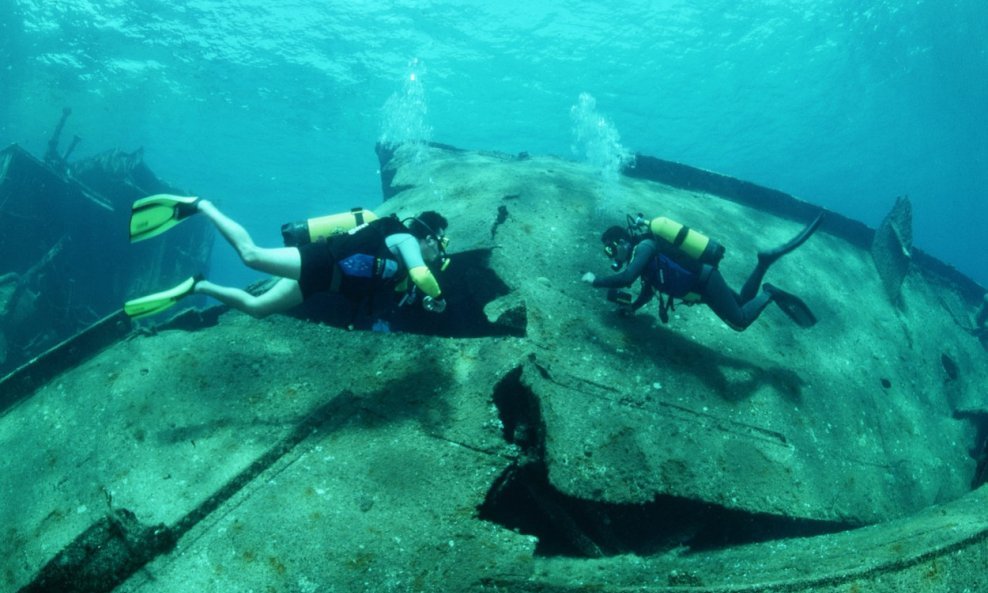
[479,366,855,558]
[272,248,525,337]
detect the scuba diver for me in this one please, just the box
[581,213,823,331]
[123,195,449,320]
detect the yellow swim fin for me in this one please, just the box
[129,194,201,243]
[123,276,198,319]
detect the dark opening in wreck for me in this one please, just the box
[289,248,526,338]
[479,367,856,558]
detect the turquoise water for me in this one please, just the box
[1,1,985,288]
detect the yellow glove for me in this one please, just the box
[409,265,442,298]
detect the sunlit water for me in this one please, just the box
[1,1,985,288]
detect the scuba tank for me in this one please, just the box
[281,207,378,247]
[632,213,725,270]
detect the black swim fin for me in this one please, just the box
[764,283,817,328]
[129,194,201,243]
[759,212,824,266]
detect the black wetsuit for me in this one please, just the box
[297,216,409,301]
[592,238,773,331]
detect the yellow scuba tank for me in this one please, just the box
[281,207,378,246]
[648,216,725,269]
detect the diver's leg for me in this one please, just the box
[703,269,771,332]
[194,277,303,318]
[740,213,824,301]
[758,212,823,267]
[739,260,770,302]
[197,200,302,279]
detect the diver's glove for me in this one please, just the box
[423,295,447,313]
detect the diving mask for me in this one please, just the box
[431,234,451,271]
[604,240,627,271]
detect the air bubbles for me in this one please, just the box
[379,58,432,161]
[569,92,633,182]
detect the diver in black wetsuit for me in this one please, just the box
[581,214,823,331]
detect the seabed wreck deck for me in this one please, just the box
[2,142,987,592]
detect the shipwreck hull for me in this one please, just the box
[2,142,987,592]
[0,143,213,378]
[378,143,986,523]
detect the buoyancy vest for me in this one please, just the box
[641,249,712,324]
[326,215,409,301]
[643,253,698,299]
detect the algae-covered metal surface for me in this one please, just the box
[2,143,987,592]
[376,143,986,524]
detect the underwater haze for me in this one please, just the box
[1,0,985,289]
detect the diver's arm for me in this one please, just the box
[591,240,657,289]
[408,266,441,298]
[388,234,445,309]
[630,282,655,312]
